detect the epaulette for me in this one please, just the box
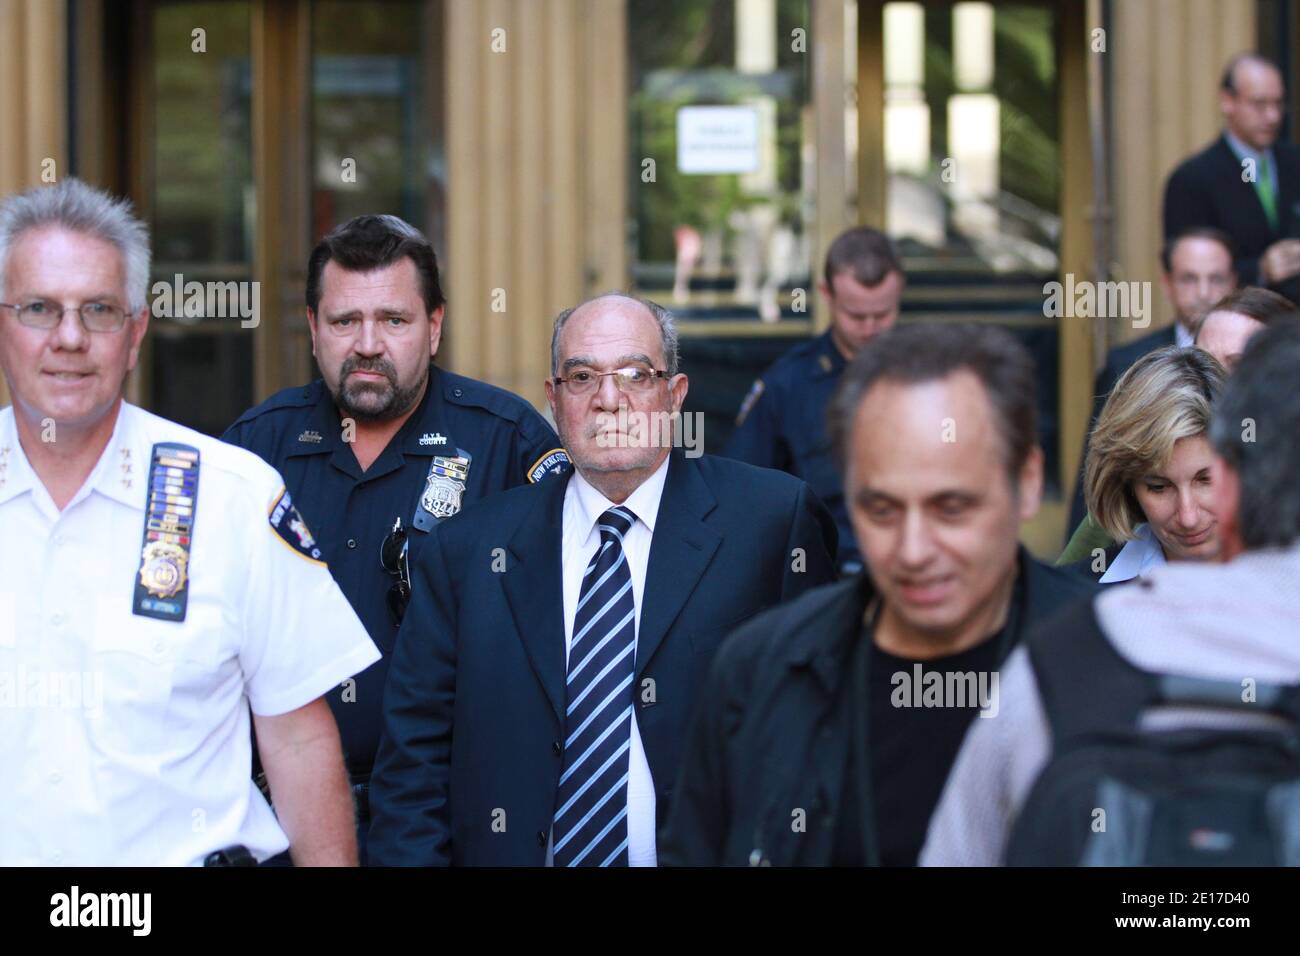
[227,381,322,429]
[441,369,539,425]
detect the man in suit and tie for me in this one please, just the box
[1064,228,1237,534]
[1163,54,1300,303]
[368,292,838,866]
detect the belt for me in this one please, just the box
[350,772,371,823]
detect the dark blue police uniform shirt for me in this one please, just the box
[221,364,568,775]
[722,329,857,571]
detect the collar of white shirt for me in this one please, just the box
[568,452,671,540]
[1223,129,1279,192]
[1175,322,1194,349]
[1223,129,1272,166]
[1099,522,1166,583]
[0,401,145,515]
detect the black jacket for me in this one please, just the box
[659,550,1097,866]
[1163,134,1300,300]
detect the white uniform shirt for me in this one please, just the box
[0,402,380,865]
[547,455,670,867]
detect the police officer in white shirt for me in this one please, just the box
[0,177,380,866]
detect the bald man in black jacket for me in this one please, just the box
[1163,54,1300,303]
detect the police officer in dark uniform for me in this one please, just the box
[222,215,568,862]
[724,227,905,573]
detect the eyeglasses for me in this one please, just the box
[0,299,130,333]
[550,366,670,395]
[380,517,411,626]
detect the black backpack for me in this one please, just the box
[1004,600,1300,866]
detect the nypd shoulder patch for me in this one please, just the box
[735,378,765,426]
[527,448,571,483]
[268,488,325,563]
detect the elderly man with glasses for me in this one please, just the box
[368,291,837,866]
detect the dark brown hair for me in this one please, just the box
[306,214,445,316]
[829,322,1038,483]
[1192,286,1295,338]
[823,226,903,290]
[1159,227,1236,274]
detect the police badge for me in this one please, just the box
[415,451,472,529]
[139,540,189,598]
[421,469,465,519]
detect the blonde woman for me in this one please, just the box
[1075,346,1227,583]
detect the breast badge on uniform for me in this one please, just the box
[421,453,470,519]
[527,448,571,483]
[269,487,325,563]
[133,442,200,622]
[139,541,189,598]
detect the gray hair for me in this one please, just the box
[550,292,679,377]
[0,177,151,314]
[1209,316,1300,549]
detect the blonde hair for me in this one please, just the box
[1085,346,1226,541]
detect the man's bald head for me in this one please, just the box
[549,292,679,377]
[1220,54,1285,151]
[1221,54,1282,94]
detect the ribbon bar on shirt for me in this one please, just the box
[133,443,201,623]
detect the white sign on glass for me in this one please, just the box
[677,106,761,175]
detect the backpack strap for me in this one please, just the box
[1155,674,1300,721]
[1028,599,1300,746]
[1025,599,1157,747]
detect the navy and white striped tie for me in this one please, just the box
[553,506,638,867]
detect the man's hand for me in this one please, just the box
[1259,238,1300,285]
[254,698,358,866]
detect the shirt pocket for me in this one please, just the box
[89,595,229,757]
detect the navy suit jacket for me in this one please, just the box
[368,449,838,865]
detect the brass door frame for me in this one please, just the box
[120,0,311,411]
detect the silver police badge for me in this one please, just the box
[420,454,470,520]
[421,473,465,519]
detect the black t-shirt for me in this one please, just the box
[834,629,1004,866]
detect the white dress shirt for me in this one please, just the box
[1098,523,1166,584]
[0,402,380,865]
[548,454,670,866]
